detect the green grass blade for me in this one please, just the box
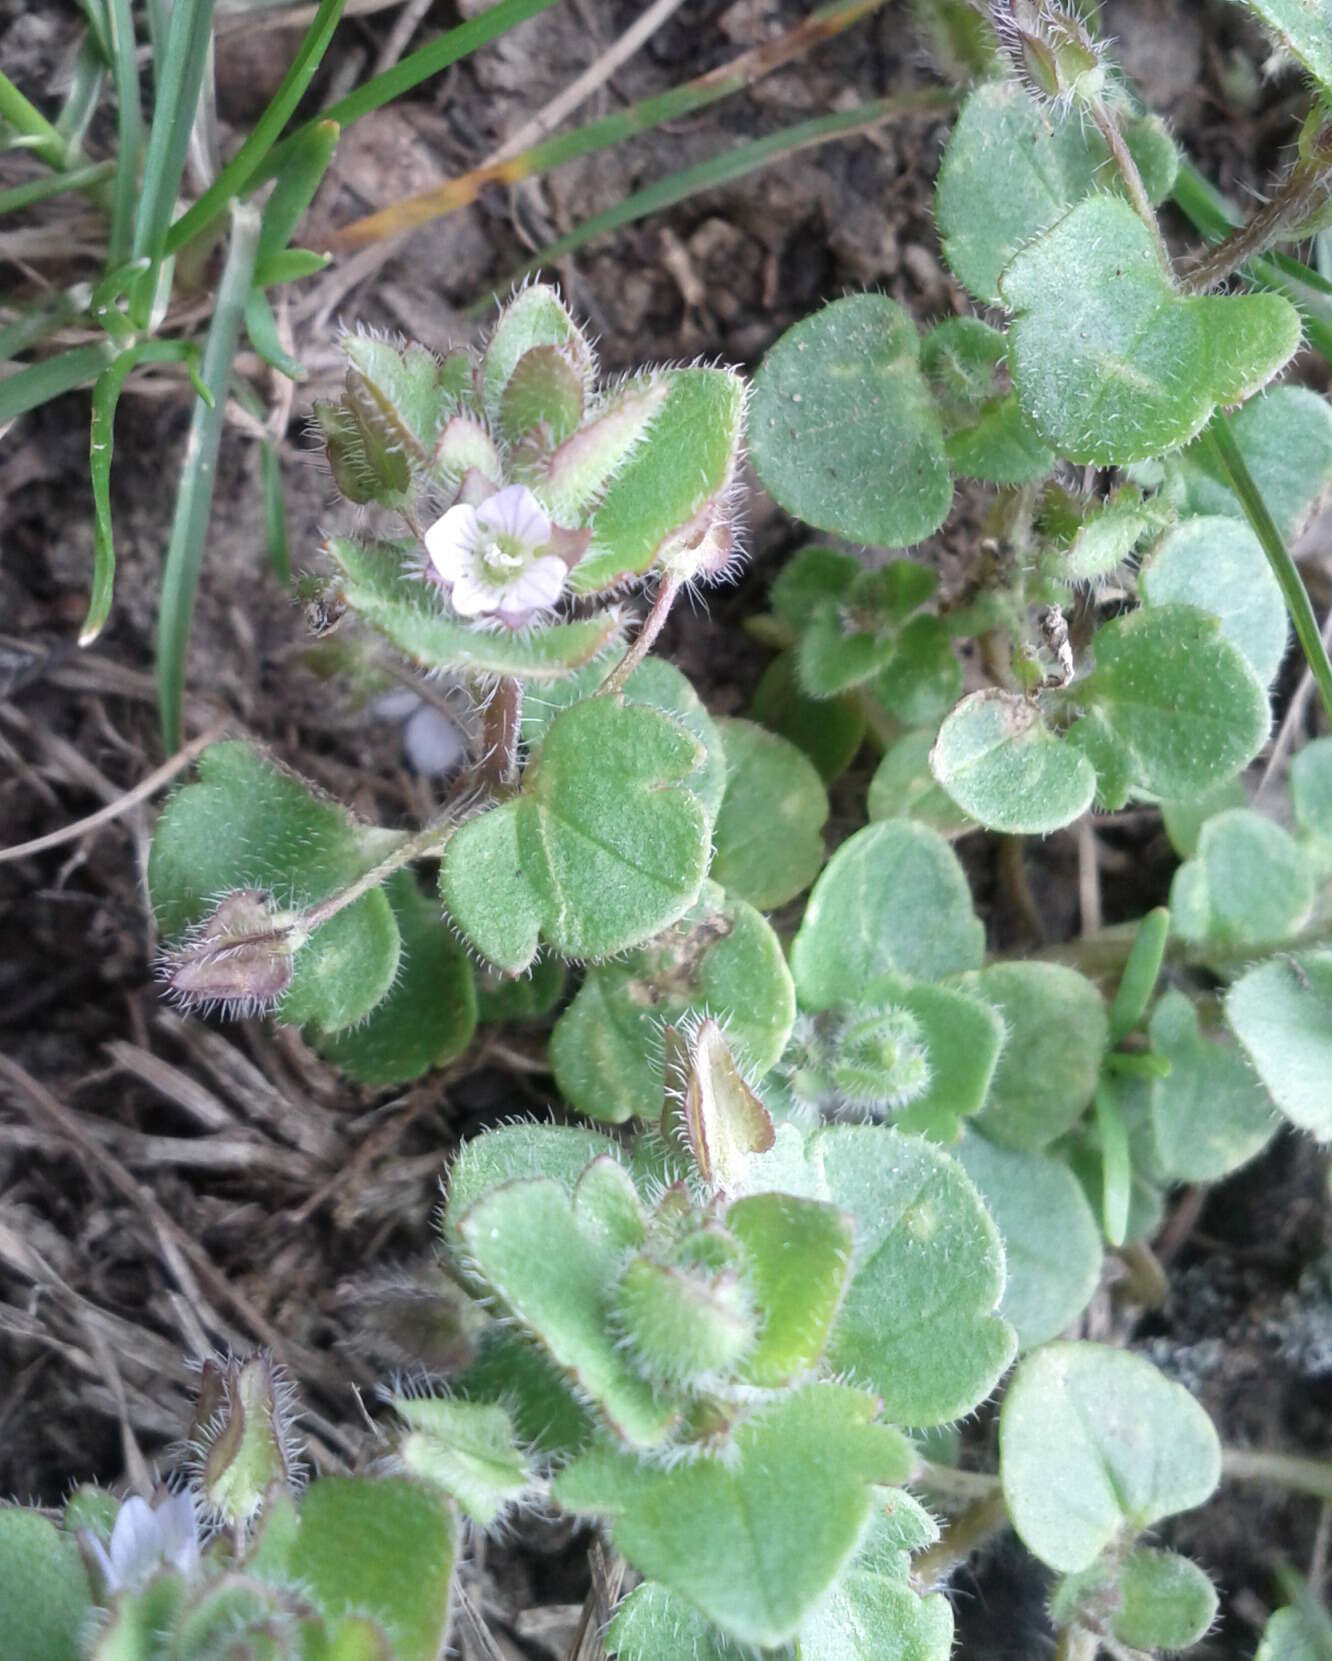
[1204,411,1332,723]
[255,118,339,259]
[55,36,107,155]
[86,338,201,646]
[106,0,144,265]
[244,286,306,378]
[262,436,290,582]
[471,88,955,310]
[131,0,218,264]
[254,0,562,190]
[0,71,69,169]
[0,158,113,214]
[164,0,345,256]
[0,287,92,360]
[333,0,888,249]
[1093,1078,1131,1250]
[156,200,263,751]
[0,342,115,424]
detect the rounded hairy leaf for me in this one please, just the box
[521,654,727,821]
[440,801,544,975]
[1170,809,1314,948]
[962,962,1108,1150]
[861,975,1006,1144]
[710,719,829,908]
[868,728,973,837]
[318,872,476,1084]
[728,1191,854,1386]
[1001,194,1300,464]
[791,822,983,1010]
[292,1478,455,1661]
[1167,386,1332,544]
[443,1122,616,1245]
[1292,736,1332,839]
[555,1385,913,1647]
[148,741,400,1033]
[607,1582,743,1660]
[956,1131,1102,1351]
[749,294,952,548]
[1113,1547,1219,1653]
[480,283,592,419]
[1080,605,1271,797]
[1241,0,1332,91]
[1226,952,1332,1138]
[1258,1605,1329,1661]
[550,885,795,1123]
[519,698,712,960]
[0,1511,91,1661]
[749,650,865,783]
[394,1397,532,1528]
[1141,517,1289,686]
[813,1126,1016,1425]
[931,690,1096,834]
[1000,1342,1221,1573]
[922,317,1053,485]
[936,80,1177,304]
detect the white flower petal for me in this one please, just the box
[496,556,567,620]
[424,503,479,583]
[156,1492,200,1575]
[86,1534,117,1592]
[449,570,496,617]
[477,483,551,549]
[108,1496,161,1587]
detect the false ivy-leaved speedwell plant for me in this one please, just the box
[113,5,1332,1657]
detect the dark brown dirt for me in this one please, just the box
[1,2,1330,1657]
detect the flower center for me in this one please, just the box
[477,531,529,578]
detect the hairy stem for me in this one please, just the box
[911,1483,1009,1587]
[477,675,525,795]
[1183,154,1332,293]
[1223,1447,1332,1504]
[1203,412,1332,723]
[600,572,682,696]
[301,818,457,933]
[1086,97,1171,273]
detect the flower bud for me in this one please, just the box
[159,890,298,1018]
[994,1,1104,105]
[832,1007,931,1112]
[661,1019,775,1195]
[187,1353,303,1528]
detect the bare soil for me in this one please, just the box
[1,3,1330,1656]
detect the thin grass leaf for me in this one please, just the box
[262,437,290,583]
[164,0,345,256]
[470,89,955,311]
[131,0,217,265]
[86,338,202,646]
[156,201,263,751]
[0,158,113,215]
[254,248,330,285]
[255,118,339,258]
[1204,411,1332,723]
[106,0,145,265]
[0,341,115,425]
[1093,1078,1131,1249]
[55,36,107,156]
[254,0,562,190]
[0,71,69,169]
[70,0,112,64]
[0,287,93,360]
[332,0,889,249]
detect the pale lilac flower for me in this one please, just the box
[87,1492,200,1593]
[424,483,567,625]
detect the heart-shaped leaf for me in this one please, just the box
[292,1477,457,1661]
[709,719,829,908]
[812,1126,1016,1425]
[555,1385,913,1647]
[550,884,795,1124]
[937,80,1177,304]
[318,872,476,1084]
[961,962,1108,1150]
[956,1131,1102,1351]
[324,537,620,680]
[791,822,983,1010]
[750,651,866,783]
[149,742,400,1033]
[1077,605,1271,798]
[1142,517,1289,686]
[931,690,1097,835]
[443,1122,617,1245]
[868,729,973,838]
[1002,194,1300,464]
[749,294,952,549]
[1000,1342,1221,1573]
[1226,952,1332,1138]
